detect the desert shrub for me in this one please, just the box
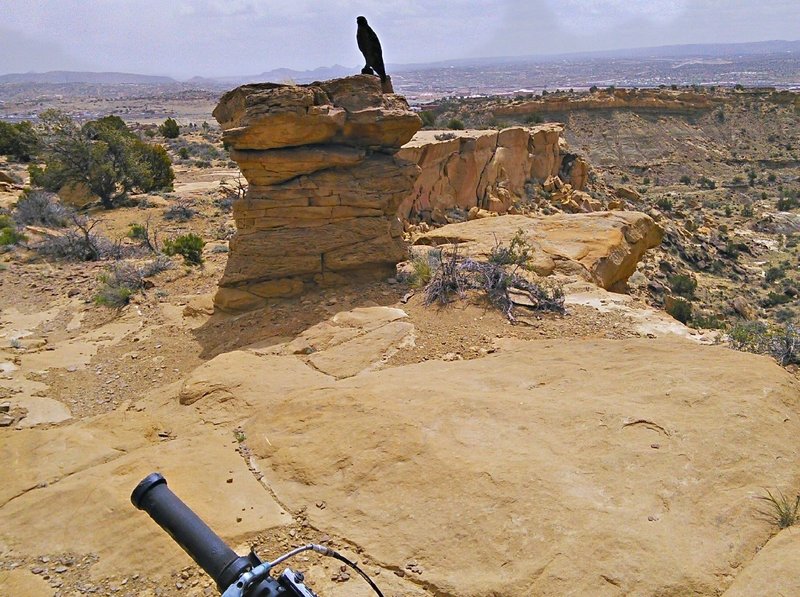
[419,111,436,128]
[459,259,564,321]
[765,266,786,283]
[679,175,691,185]
[163,233,204,265]
[666,298,692,323]
[0,120,39,162]
[424,247,469,305]
[408,250,439,288]
[763,292,791,307]
[178,147,190,159]
[35,215,121,261]
[488,228,532,268]
[767,173,777,183]
[159,117,180,139]
[163,200,195,221]
[127,218,160,253]
[656,196,673,211]
[94,256,174,307]
[524,114,544,124]
[31,110,174,209]
[0,216,25,246]
[698,176,716,190]
[728,321,768,351]
[741,204,754,217]
[13,190,71,227]
[140,254,173,277]
[447,118,465,130]
[94,262,144,307]
[728,321,799,366]
[758,490,800,529]
[777,191,799,211]
[691,312,725,330]
[217,176,246,212]
[422,243,564,322]
[669,274,697,299]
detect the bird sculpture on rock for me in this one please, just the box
[356,15,387,84]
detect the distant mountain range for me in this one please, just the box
[0,71,177,85]
[1,39,798,86]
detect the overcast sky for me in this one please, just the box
[1,0,798,78]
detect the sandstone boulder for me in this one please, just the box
[414,212,663,290]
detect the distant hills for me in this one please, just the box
[188,64,354,86]
[1,39,798,86]
[0,71,177,85]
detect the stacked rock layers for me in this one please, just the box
[212,76,421,311]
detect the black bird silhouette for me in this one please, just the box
[356,15,387,84]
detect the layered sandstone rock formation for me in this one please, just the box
[212,75,421,311]
[414,212,663,291]
[397,125,590,222]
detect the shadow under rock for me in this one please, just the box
[190,280,407,360]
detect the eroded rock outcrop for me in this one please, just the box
[213,75,421,311]
[397,124,589,222]
[414,212,663,291]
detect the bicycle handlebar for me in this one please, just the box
[131,473,253,592]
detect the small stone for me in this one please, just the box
[0,402,10,413]
[31,567,44,574]
[315,501,326,509]
[55,566,68,573]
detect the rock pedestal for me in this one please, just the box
[213,75,421,311]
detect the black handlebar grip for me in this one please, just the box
[131,473,253,592]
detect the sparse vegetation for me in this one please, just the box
[407,250,439,288]
[0,120,39,162]
[656,196,673,211]
[127,217,160,253]
[163,233,204,265]
[447,118,465,130]
[94,257,172,307]
[159,117,180,139]
[35,214,122,261]
[217,175,247,212]
[163,199,196,221]
[0,215,25,246]
[757,489,799,529]
[421,237,564,322]
[30,111,174,209]
[666,298,692,324]
[668,274,697,299]
[489,228,533,268]
[698,176,716,190]
[419,111,436,128]
[728,321,799,366]
[13,190,71,227]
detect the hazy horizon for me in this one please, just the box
[1,1,799,79]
